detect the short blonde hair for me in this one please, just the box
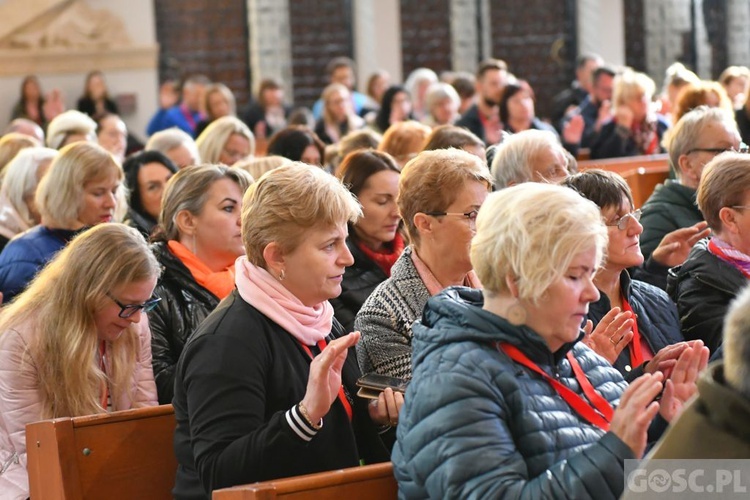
[0,132,40,176]
[697,152,750,233]
[398,148,493,247]
[203,83,237,120]
[196,116,255,164]
[46,110,97,150]
[36,142,123,228]
[241,162,361,267]
[613,69,656,108]
[233,155,289,180]
[378,121,432,166]
[471,183,607,301]
[491,129,566,189]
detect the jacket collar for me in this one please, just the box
[697,362,750,442]
[151,241,220,304]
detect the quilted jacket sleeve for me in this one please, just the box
[393,369,634,500]
[128,316,158,408]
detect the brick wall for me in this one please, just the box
[153,0,250,107]
[624,0,646,72]
[489,0,577,120]
[400,0,452,77]
[287,0,354,108]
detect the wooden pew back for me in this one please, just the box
[212,462,398,500]
[578,154,670,208]
[26,404,176,500]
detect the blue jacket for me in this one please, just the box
[392,287,633,499]
[146,105,203,136]
[0,226,81,302]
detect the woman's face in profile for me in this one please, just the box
[601,197,644,271]
[522,246,600,353]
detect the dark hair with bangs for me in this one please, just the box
[560,169,634,211]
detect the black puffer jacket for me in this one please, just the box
[667,238,747,354]
[148,241,220,404]
[330,238,388,333]
[588,271,683,380]
[393,287,633,499]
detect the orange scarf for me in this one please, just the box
[167,240,236,299]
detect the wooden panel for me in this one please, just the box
[212,462,397,500]
[579,154,670,208]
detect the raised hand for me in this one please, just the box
[610,372,663,458]
[650,221,711,268]
[582,307,635,364]
[563,114,585,145]
[658,340,709,423]
[300,332,360,423]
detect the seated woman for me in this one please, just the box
[422,124,486,161]
[45,110,98,150]
[373,85,413,134]
[422,82,460,128]
[0,223,159,499]
[314,83,365,145]
[77,70,119,118]
[95,113,128,164]
[0,142,123,302]
[331,150,403,332]
[194,83,237,138]
[122,150,178,238]
[145,128,201,169]
[196,116,255,166]
[355,149,492,378]
[672,80,734,124]
[499,81,558,136]
[377,120,431,168]
[0,147,56,251]
[591,69,670,159]
[392,182,709,499]
[562,169,686,378]
[266,125,326,167]
[172,162,400,498]
[0,132,40,179]
[149,164,252,404]
[668,152,750,353]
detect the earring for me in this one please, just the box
[506,302,527,326]
[278,269,286,281]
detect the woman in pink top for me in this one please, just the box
[0,223,159,499]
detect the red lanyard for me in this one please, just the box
[99,341,109,410]
[620,298,644,368]
[497,343,613,431]
[299,340,353,422]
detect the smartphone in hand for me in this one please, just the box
[356,373,409,399]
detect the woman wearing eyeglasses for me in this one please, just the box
[0,224,159,499]
[331,150,403,333]
[669,153,750,354]
[355,149,492,379]
[148,164,253,404]
[562,170,689,380]
[195,116,255,167]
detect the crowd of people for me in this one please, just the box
[0,53,749,499]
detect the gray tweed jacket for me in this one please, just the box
[354,246,430,379]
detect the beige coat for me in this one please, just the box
[0,316,158,500]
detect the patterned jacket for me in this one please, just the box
[355,246,429,378]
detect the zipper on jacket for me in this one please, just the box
[0,452,18,475]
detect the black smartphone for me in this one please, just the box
[356,373,409,399]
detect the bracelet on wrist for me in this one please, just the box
[298,401,323,430]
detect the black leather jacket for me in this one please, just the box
[148,241,220,404]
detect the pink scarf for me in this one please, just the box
[234,256,333,345]
[708,237,750,280]
[410,249,482,296]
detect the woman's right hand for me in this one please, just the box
[300,332,360,423]
[609,372,663,458]
[582,307,634,364]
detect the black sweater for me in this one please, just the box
[172,291,391,499]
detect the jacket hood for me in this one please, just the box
[412,286,581,366]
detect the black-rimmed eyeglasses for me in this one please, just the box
[424,210,479,222]
[685,145,750,156]
[106,293,161,319]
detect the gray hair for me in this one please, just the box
[1,147,57,226]
[145,128,201,162]
[425,82,460,114]
[491,130,565,189]
[46,110,97,150]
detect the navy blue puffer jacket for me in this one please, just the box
[392,287,633,499]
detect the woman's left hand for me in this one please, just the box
[368,387,404,427]
[658,340,709,423]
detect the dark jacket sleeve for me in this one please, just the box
[668,273,729,353]
[394,369,634,499]
[590,122,635,159]
[148,297,179,405]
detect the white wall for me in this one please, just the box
[577,0,625,66]
[353,0,403,91]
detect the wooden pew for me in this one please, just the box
[212,462,398,500]
[578,154,670,209]
[26,404,176,500]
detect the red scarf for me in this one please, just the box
[168,240,236,299]
[355,232,405,277]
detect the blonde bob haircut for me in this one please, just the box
[613,69,656,108]
[0,223,161,418]
[241,162,361,268]
[159,163,253,241]
[471,183,607,302]
[196,116,256,164]
[398,148,493,248]
[36,141,123,228]
[696,152,750,233]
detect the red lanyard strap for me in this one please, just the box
[498,343,613,431]
[620,298,643,368]
[299,340,353,422]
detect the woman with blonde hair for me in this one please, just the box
[233,155,289,180]
[149,164,252,404]
[194,83,237,138]
[377,120,431,168]
[591,70,670,159]
[0,147,56,250]
[672,80,733,124]
[393,182,708,498]
[0,142,124,302]
[195,116,255,167]
[0,133,40,180]
[314,83,365,145]
[356,149,492,378]
[172,162,398,497]
[0,223,159,499]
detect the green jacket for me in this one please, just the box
[640,180,703,260]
